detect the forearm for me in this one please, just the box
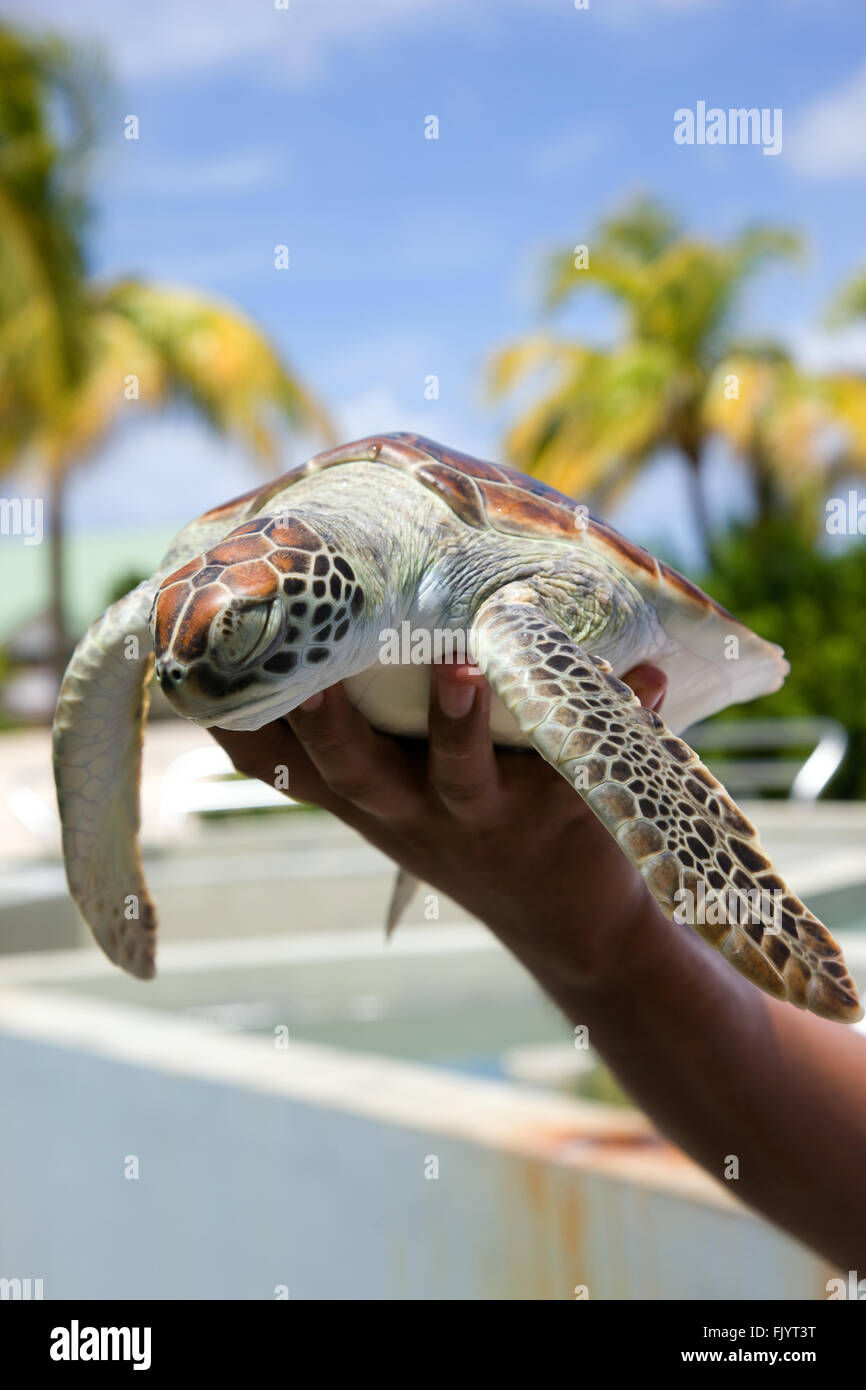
[490,888,866,1270]
[213,676,866,1270]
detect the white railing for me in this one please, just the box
[686,717,849,801]
[5,716,850,850]
[159,746,296,829]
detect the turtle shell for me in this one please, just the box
[198,431,712,603]
[195,432,788,731]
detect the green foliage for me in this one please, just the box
[492,195,806,549]
[827,268,866,326]
[0,27,97,466]
[595,195,678,264]
[703,518,866,799]
[0,20,332,673]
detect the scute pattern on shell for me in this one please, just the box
[191,432,740,626]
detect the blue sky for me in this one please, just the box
[8,0,866,568]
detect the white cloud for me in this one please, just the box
[788,60,866,178]
[8,0,720,88]
[109,149,281,197]
[64,417,264,530]
[336,386,494,458]
[6,0,478,86]
[791,323,866,374]
[320,333,497,455]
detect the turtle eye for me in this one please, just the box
[213,599,284,669]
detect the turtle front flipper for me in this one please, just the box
[53,582,159,978]
[471,583,862,1025]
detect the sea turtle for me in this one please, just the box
[53,432,861,1023]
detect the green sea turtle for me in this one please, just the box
[53,432,861,1023]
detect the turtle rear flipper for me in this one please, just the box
[385,865,420,938]
[471,583,862,1025]
[53,582,158,978]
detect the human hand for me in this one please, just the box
[209,662,668,992]
[211,671,866,1273]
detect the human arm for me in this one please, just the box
[211,664,866,1269]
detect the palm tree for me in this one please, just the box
[0,27,92,470]
[0,27,331,675]
[702,351,866,538]
[489,196,803,555]
[699,259,866,537]
[36,280,331,671]
[828,270,866,324]
[817,271,866,488]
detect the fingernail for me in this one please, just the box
[437,677,476,720]
[298,691,324,713]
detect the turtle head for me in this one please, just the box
[150,515,367,730]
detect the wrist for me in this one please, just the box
[484,874,670,1009]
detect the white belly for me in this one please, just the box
[343,663,531,747]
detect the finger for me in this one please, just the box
[427,662,501,822]
[287,682,421,820]
[623,663,668,712]
[209,720,338,809]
